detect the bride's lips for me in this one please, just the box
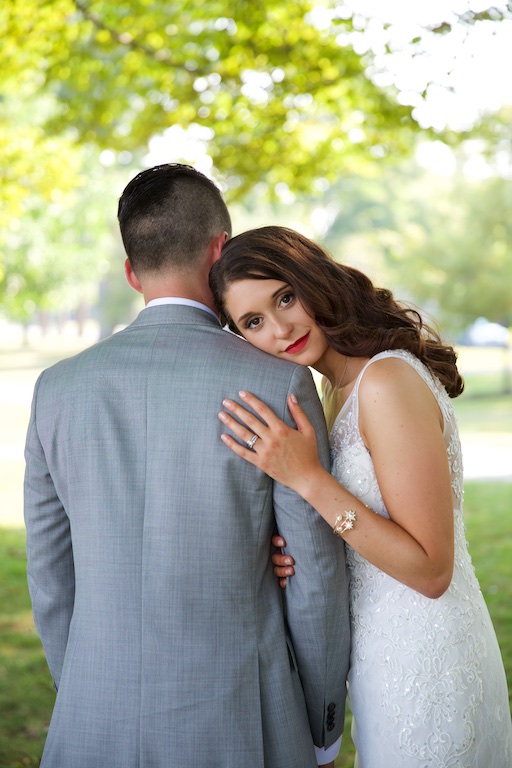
[285,332,310,354]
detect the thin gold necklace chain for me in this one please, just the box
[336,356,349,390]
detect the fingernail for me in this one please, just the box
[290,393,297,403]
[218,412,227,422]
[222,399,233,407]
[220,434,229,444]
[239,390,247,398]
[285,568,293,575]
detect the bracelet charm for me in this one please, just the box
[332,509,357,538]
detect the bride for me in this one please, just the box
[210,225,512,768]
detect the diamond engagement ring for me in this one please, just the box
[246,434,259,450]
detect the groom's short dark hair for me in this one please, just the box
[118,164,232,275]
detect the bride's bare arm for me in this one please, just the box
[219,359,454,599]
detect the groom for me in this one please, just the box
[24,163,350,767]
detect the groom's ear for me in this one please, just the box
[209,231,229,265]
[124,259,143,294]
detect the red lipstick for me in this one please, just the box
[285,332,310,354]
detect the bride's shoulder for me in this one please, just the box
[358,352,425,400]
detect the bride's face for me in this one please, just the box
[223,278,330,368]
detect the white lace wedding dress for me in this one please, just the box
[330,350,512,767]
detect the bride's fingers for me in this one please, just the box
[272,550,294,567]
[238,390,286,429]
[219,432,259,463]
[217,409,262,447]
[271,555,295,577]
[287,394,315,436]
[220,397,269,438]
[273,563,295,578]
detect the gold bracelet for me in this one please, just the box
[332,510,357,538]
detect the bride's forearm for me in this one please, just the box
[216,390,452,597]
[296,468,452,599]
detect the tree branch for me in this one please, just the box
[72,0,178,65]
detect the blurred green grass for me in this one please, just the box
[453,346,512,432]
[453,386,512,432]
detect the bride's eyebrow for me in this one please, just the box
[236,284,292,325]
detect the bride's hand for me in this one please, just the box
[218,390,323,494]
[272,534,295,589]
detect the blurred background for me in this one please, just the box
[0,1,511,765]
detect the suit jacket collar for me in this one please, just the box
[129,303,222,330]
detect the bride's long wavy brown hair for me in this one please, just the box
[210,226,464,398]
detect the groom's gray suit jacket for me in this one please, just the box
[24,304,350,768]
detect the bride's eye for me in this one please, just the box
[279,291,295,308]
[245,316,262,330]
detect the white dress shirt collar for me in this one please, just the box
[145,297,219,322]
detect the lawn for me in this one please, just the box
[0,336,511,766]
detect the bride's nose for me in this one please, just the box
[272,318,293,339]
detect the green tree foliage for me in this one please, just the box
[320,162,512,335]
[0,4,85,228]
[0,0,419,319]
[428,2,512,32]
[1,0,423,200]
[390,172,512,333]
[1,1,511,324]
[0,150,124,323]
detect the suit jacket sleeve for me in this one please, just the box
[273,365,350,748]
[24,371,75,689]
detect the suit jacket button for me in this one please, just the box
[327,703,336,712]
[327,722,335,731]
